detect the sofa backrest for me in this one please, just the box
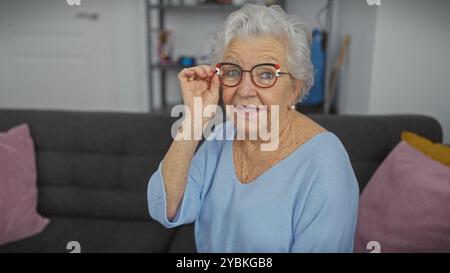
[0,109,176,221]
[0,109,443,221]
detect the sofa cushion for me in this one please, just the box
[402,131,450,167]
[0,216,174,253]
[354,141,450,253]
[0,124,49,246]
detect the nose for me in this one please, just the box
[237,70,257,97]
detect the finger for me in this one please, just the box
[178,68,195,81]
[179,69,206,86]
[178,65,213,84]
[192,65,210,79]
[210,65,216,75]
[190,65,214,79]
[199,65,214,77]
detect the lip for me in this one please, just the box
[232,105,269,122]
[233,104,267,112]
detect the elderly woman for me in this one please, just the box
[147,3,359,253]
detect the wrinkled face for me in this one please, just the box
[220,35,302,138]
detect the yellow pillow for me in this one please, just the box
[401,131,450,167]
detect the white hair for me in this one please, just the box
[209,2,314,100]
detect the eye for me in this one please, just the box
[226,69,241,78]
[259,71,274,79]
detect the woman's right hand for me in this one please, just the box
[178,65,220,119]
[160,65,220,220]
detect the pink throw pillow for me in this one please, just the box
[0,124,49,246]
[354,141,450,253]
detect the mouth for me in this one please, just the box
[233,104,267,113]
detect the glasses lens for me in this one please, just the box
[220,64,241,86]
[252,65,277,87]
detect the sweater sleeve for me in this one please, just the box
[291,136,359,253]
[147,141,208,228]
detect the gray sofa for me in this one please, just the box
[0,109,443,253]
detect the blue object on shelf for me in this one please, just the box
[178,56,196,67]
[302,29,326,106]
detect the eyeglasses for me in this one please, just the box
[215,62,290,88]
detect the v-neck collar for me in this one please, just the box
[228,131,331,186]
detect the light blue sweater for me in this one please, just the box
[147,122,359,253]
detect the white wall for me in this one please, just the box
[368,0,450,142]
[332,0,378,115]
[0,0,148,112]
[110,0,149,112]
[323,0,450,142]
[285,0,328,30]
